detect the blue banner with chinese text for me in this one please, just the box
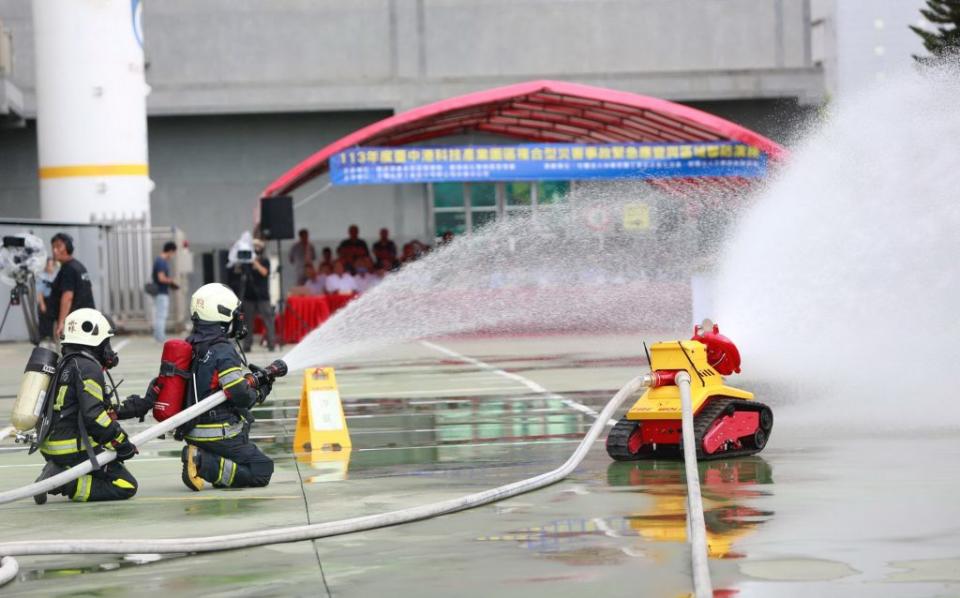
[329,142,766,185]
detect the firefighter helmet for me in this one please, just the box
[61,308,115,347]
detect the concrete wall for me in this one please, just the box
[0,111,430,253]
[149,110,429,255]
[1,0,824,115]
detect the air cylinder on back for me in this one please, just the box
[11,347,59,432]
[153,339,193,422]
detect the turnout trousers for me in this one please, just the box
[185,422,274,488]
[45,453,138,502]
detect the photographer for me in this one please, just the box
[229,238,275,352]
[42,233,95,342]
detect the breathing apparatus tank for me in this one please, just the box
[11,347,59,433]
[153,339,194,422]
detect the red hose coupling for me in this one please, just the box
[649,370,682,388]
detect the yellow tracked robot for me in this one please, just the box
[607,320,773,461]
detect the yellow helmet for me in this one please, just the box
[62,308,115,347]
[190,283,240,324]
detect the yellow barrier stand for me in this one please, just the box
[293,368,352,456]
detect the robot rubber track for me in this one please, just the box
[606,397,774,461]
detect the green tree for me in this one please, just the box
[910,0,960,63]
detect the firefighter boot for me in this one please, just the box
[181,445,205,492]
[33,461,66,505]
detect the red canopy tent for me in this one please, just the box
[261,79,787,200]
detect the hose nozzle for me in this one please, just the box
[266,359,288,379]
[249,359,289,388]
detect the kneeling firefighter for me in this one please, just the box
[32,308,148,504]
[175,283,284,491]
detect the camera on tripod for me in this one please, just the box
[235,249,254,264]
[0,234,46,287]
[227,232,257,267]
[0,233,47,344]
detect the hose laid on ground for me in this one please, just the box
[0,376,648,588]
[0,392,228,506]
[0,426,14,443]
[677,371,713,598]
[0,556,18,586]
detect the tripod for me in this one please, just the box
[0,273,41,345]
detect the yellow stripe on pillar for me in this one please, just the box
[39,164,150,179]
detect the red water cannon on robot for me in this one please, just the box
[691,318,741,376]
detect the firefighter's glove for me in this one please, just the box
[110,437,138,462]
[145,377,162,402]
[256,382,272,405]
[117,379,161,421]
[248,364,273,405]
[116,397,140,420]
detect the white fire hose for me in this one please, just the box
[0,376,649,588]
[677,371,713,598]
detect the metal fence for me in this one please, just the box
[96,217,191,334]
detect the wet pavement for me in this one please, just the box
[0,334,958,597]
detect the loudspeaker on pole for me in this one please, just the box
[260,196,295,240]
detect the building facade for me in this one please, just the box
[0,0,825,258]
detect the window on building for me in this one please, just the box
[435,211,466,236]
[433,182,466,236]
[469,183,497,232]
[538,181,570,205]
[433,182,464,208]
[431,180,572,238]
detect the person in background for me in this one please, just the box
[373,228,397,264]
[359,262,387,293]
[401,240,428,264]
[325,260,357,295]
[288,263,327,296]
[288,228,316,285]
[36,258,57,316]
[337,224,370,268]
[152,241,179,343]
[43,233,95,342]
[241,239,276,352]
[319,246,334,269]
[308,263,330,294]
[377,255,400,272]
[354,256,376,293]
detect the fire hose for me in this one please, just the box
[677,371,713,598]
[0,375,653,588]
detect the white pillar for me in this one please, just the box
[32,0,152,223]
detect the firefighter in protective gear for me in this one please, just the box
[33,308,152,504]
[178,283,274,491]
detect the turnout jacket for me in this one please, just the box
[39,349,127,458]
[180,324,262,440]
